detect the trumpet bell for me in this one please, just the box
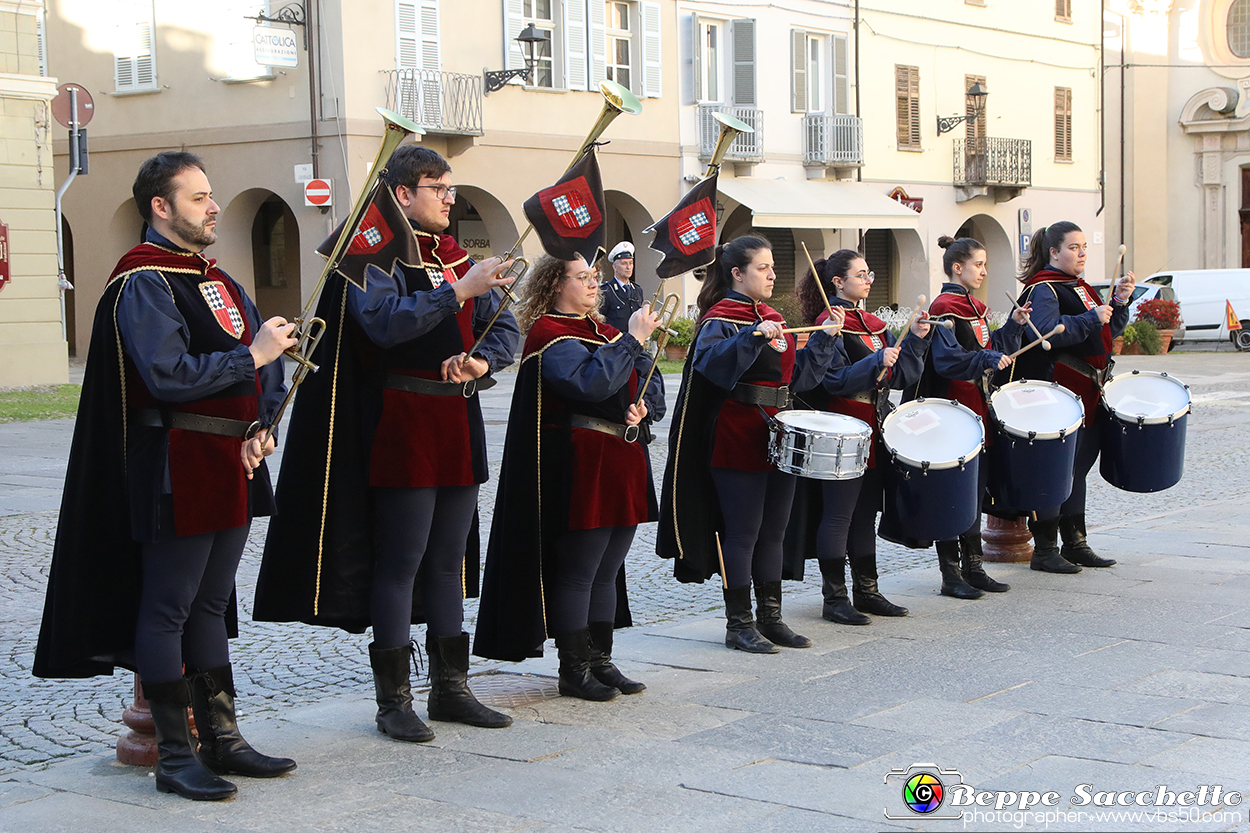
[375,106,425,136]
[600,79,643,116]
[711,111,753,135]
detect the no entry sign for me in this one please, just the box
[304,179,332,207]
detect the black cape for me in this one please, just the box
[252,274,480,633]
[474,337,637,662]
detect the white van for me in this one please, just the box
[1139,269,1250,350]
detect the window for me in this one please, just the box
[731,18,755,107]
[832,33,848,114]
[693,16,723,102]
[606,1,631,90]
[505,0,559,88]
[1231,0,1250,57]
[965,74,986,143]
[895,64,920,150]
[791,31,823,113]
[525,0,556,87]
[1054,86,1073,161]
[1055,0,1072,21]
[114,0,157,93]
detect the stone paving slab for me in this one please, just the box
[677,711,912,768]
[1152,702,1250,741]
[974,679,1203,728]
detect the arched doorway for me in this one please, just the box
[250,196,302,321]
[955,214,1015,303]
[61,216,76,357]
[603,190,657,298]
[450,186,519,266]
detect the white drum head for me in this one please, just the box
[991,381,1084,439]
[882,399,984,469]
[1103,371,1191,424]
[777,410,871,436]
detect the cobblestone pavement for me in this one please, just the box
[1,353,1247,776]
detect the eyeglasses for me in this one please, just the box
[846,270,875,281]
[413,184,458,201]
[568,268,600,287]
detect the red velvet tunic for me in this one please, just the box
[824,307,889,468]
[927,289,994,421]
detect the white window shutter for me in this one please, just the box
[115,1,156,92]
[396,0,419,68]
[505,0,525,71]
[641,1,661,98]
[691,13,702,103]
[731,18,755,107]
[420,0,440,72]
[791,30,806,113]
[567,0,588,91]
[588,0,606,87]
[832,33,848,115]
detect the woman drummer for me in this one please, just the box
[914,235,1029,598]
[475,254,664,700]
[790,249,929,625]
[1013,222,1134,573]
[658,235,841,653]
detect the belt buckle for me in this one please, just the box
[623,424,640,443]
[776,385,790,408]
[462,378,477,398]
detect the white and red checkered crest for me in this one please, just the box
[646,173,719,279]
[199,281,246,338]
[317,182,420,290]
[523,149,606,264]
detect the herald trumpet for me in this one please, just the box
[633,292,682,408]
[464,79,644,363]
[248,107,424,438]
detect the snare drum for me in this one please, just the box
[1100,370,1190,493]
[989,380,1084,511]
[881,399,984,541]
[768,410,872,480]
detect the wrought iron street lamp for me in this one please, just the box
[484,25,549,94]
[936,82,989,135]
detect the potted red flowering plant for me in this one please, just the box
[1133,298,1182,353]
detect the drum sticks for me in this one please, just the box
[1005,292,1052,351]
[714,531,729,590]
[799,242,842,335]
[1004,324,1065,361]
[751,323,842,337]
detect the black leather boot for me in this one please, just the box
[143,677,237,801]
[556,629,619,701]
[588,622,646,694]
[753,581,811,648]
[368,642,435,742]
[819,558,870,625]
[188,665,297,778]
[426,632,513,728]
[959,531,1010,592]
[1029,517,1080,573]
[850,555,908,616]
[723,585,779,653]
[1060,514,1116,567]
[937,540,984,600]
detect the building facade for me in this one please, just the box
[46,0,682,357]
[0,1,64,387]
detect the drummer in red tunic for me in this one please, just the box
[790,249,929,626]
[914,235,1030,598]
[659,236,841,653]
[1013,222,1134,573]
[475,254,663,700]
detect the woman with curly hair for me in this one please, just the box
[659,236,842,653]
[788,249,929,626]
[475,253,663,701]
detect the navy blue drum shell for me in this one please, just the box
[884,457,980,542]
[991,429,1079,512]
[1100,412,1187,493]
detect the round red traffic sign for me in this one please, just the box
[304,179,332,207]
[52,83,94,129]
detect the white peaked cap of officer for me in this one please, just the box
[608,241,635,261]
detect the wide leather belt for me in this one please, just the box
[382,372,497,398]
[131,409,253,438]
[567,413,650,444]
[1056,353,1111,386]
[731,383,790,409]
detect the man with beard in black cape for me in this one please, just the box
[254,145,518,743]
[33,151,298,800]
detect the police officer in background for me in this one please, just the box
[600,241,645,334]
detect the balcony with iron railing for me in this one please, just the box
[803,114,864,169]
[698,104,764,165]
[383,69,484,136]
[953,137,1031,202]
